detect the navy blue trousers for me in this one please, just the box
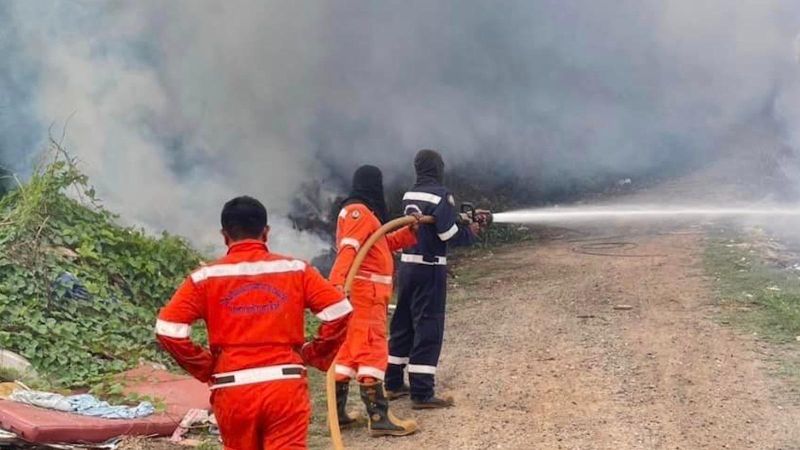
[386,263,447,400]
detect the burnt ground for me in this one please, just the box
[338,228,800,450]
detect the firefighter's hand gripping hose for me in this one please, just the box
[326,214,435,450]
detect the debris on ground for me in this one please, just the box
[169,409,219,444]
[9,390,155,419]
[0,367,209,445]
[0,350,36,379]
[0,146,203,388]
[0,147,208,446]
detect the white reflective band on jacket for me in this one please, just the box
[407,364,437,375]
[211,364,305,390]
[403,192,442,204]
[155,319,191,339]
[388,355,410,365]
[191,260,306,283]
[438,224,459,241]
[315,298,353,321]
[354,272,393,285]
[400,254,447,265]
[339,238,361,251]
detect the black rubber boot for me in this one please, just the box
[411,394,455,410]
[359,381,418,437]
[336,381,358,427]
[385,384,410,401]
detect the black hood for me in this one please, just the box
[342,165,389,223]
[414,149,445,185]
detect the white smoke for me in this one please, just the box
[2,1,800,256]
[4,1,330,257]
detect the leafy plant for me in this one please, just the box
[0,141,204,388]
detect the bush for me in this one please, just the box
[0,142,204,387]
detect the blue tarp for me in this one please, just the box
[9,390,154,420]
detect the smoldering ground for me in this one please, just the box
[1,1,800,257]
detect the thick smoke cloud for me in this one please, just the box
[1,1,799,256]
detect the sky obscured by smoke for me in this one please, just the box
[1,1,799,256]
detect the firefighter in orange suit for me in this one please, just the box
[156,196,352,450]
[328,165,419,437]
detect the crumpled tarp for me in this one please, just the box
[9,390,154,419]
[52,272,91,301]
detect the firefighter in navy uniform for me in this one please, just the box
[386,149,481,409]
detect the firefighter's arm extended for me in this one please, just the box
[155,278,214,382]
[302,265,353,371]
[385,224,418,251]
[434,195,477,247]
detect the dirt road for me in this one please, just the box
[341,229,800,450]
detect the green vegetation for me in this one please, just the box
[705,231,800,343]
[478,223,536,246]
[0,143,203,388]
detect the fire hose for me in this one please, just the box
[326,214,435,450]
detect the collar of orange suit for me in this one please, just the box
[226,239,269,254]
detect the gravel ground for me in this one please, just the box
[340,229,800,450]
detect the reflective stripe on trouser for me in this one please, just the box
[334,281,391,382]
[213,378,309,449]
[387,263,447,400]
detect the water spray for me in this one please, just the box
[492,205,800,225]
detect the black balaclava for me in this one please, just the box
[413,149,445,186]
[342,165,389,223]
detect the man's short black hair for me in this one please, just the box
[221,196,268,240]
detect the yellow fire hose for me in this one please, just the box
[326,214,435,450]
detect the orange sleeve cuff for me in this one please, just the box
[386,226,417,251]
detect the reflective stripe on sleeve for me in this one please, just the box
[407,364,437,375]
[155,319,191,339]
[316,298,353,322]
[357,366,386,380]
[191,260,306,283]
[438,224,459,241]
[403,192,442,204]
[339,238,361,251]
[388,355,410,365]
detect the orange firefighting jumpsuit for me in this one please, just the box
[329,203,416,382]
[156,240,352,450]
